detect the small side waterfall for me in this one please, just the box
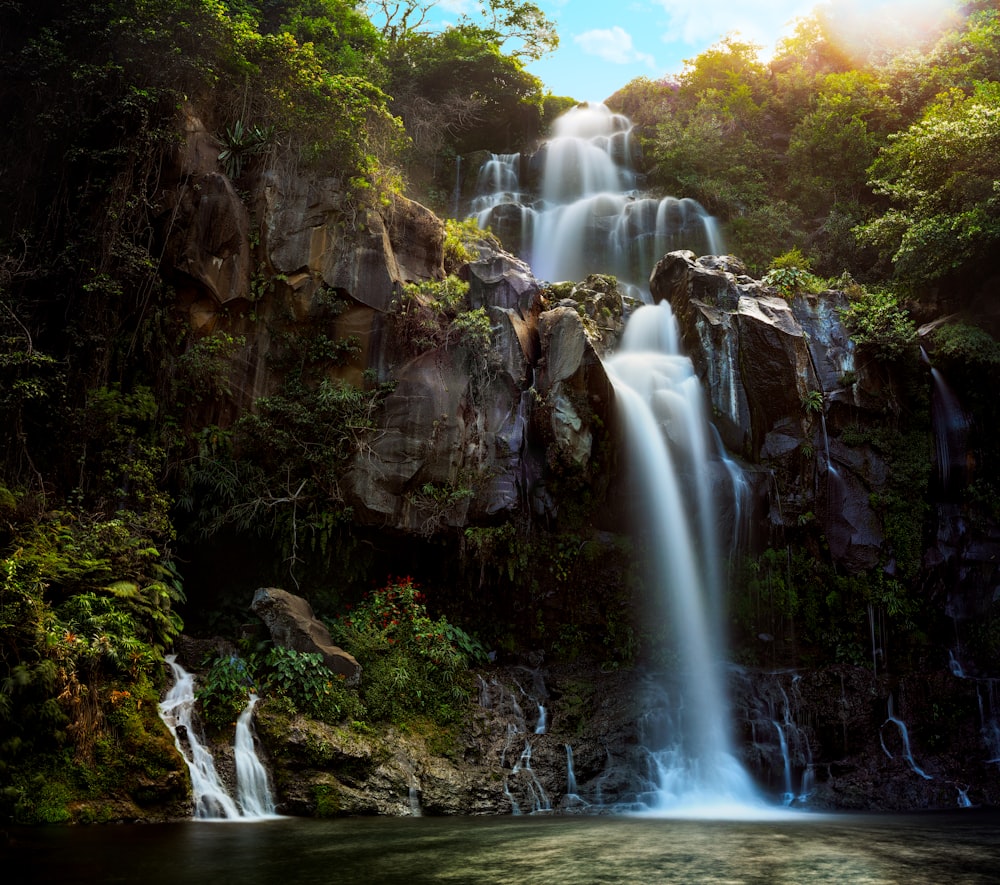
[922,347,970,496]
[234,695,276,817]
[159,655,277,820]
[480,674,553,814]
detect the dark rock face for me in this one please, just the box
[256,660,643,817]
[251,587,361,685]
[651,250,886,573]
[734,665,1000,811]
[161,170,251,310]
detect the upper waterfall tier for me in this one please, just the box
[470,102,722,298]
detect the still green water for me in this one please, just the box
[5,812,999,884]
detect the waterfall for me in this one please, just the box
[922,347,970,495]
[473,102,764,814]
[607,306,761,814]
[472,103,719,297]
[234,695,276,817]
[772,720,794,806]
[159,655,277,820]
[880,697,933,781]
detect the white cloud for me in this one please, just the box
[651,0,813,49]
[574,26,657,66]
[438,0,473,13]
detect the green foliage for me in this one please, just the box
[0,495,185,820]
[259,646,360,723]
[196,654,252,729]
[382,21,547,199]
[218,119,277,179]
[801,389,824,415]
[858,81,1000,285]
[180,370,390,577]
[442,218,500,272]
[929,322,1000,367]
[331,576,484,724]
[369,0,558,62]
[734,546,923,668]
[763,249,826,299]
[174,333,246,405]
[393,277,494,362]
[839,286,917,360]
[195,646,361,728]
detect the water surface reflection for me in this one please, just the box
[6,811,999,884]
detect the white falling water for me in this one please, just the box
[159,655,277,820]
[472,102,763,815]
[880,697,933,781]
[472,103,721,297]
[607,304,761,815]
[234,695,276,817]
[772,720,794,806]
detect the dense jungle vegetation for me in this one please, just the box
[1,0,999,822]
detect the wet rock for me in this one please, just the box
[650,250,888,574]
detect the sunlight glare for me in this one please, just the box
[819,0,959,59]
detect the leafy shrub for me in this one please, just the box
[763,248,826,299]
[392,277,492,361]
[258,646,361,724]
[442,218,501,273]
[331,576,486,724]
[929,323,1000,368]
[839,286,916,360]
[196,655,252,730]
[195,647,362,728]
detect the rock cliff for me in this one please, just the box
[153,117,1000,816]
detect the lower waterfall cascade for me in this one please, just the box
[606,305,763,815]
[159,654,277,820]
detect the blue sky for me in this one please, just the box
[428,0,958,103]
[525,0,814,101]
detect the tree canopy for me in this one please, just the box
[608,5,1000,291]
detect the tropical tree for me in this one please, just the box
[366,0,557,60]
[856,81,1000,287]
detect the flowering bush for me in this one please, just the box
[331,577,486,723]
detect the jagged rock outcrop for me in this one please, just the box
[651,250,885,572]
[337,246,621,531]
[251,588,361,685]
[161,113,622,534]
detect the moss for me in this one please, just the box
[312,781,344,817]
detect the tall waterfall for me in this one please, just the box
[608,309,760,814]
[473,103,761,813]
[472,103,721,297]
[159,655,277,820]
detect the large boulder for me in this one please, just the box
[161,171,251,309]
[251,588,360,685]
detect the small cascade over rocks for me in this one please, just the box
[736,670,816,807]
[479,672,561,814]
[471,103,721,297]
[159,654,277,820]
[880,696,934,781]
